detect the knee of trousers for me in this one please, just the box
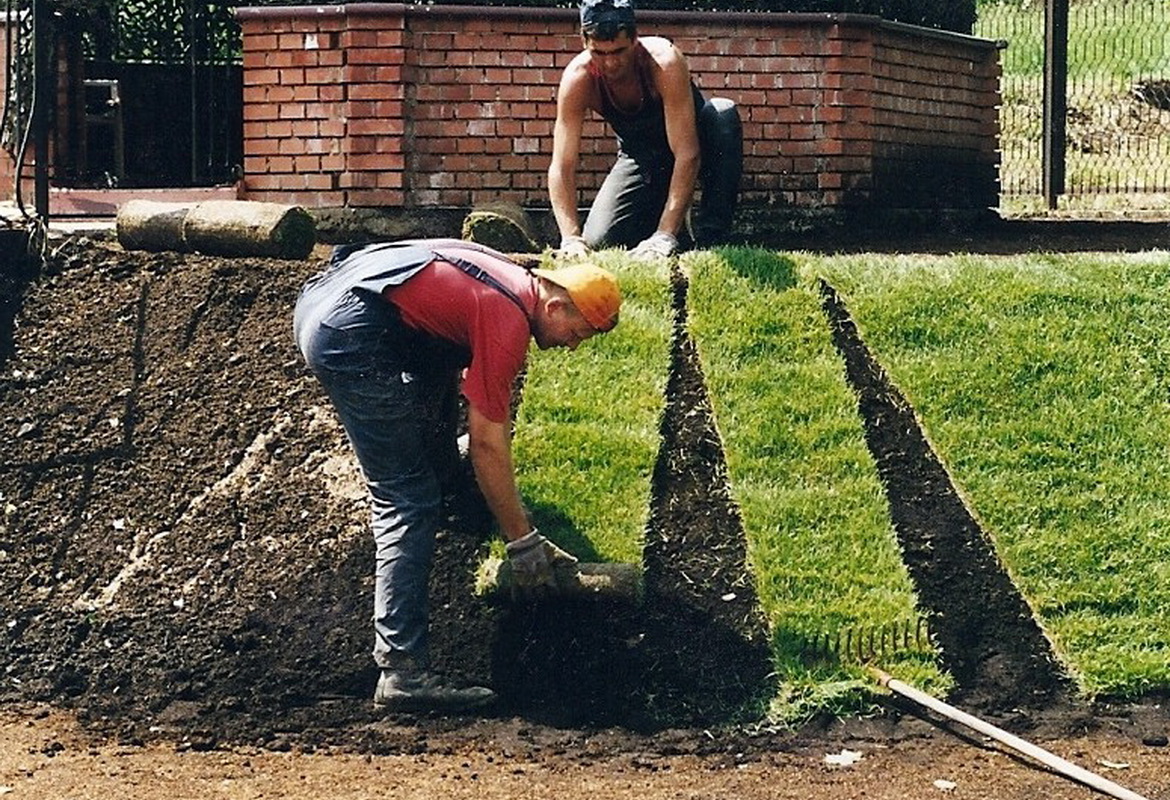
[369,468,441,527]
[700,97,744,142]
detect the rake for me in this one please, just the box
[799,619,1152,800]
[797,616,936,664]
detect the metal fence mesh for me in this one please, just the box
[976,0,1170,211]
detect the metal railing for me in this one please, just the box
[976,0,1170,213]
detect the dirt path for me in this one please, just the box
[2,704,1167,800]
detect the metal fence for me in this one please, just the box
[2,0,242,192]
[78,0,242,187]
[975,0,1170,212]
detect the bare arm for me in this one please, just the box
[467,404,531,541]
[651,41,701,237]
[548,62,591,241]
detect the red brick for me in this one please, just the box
[244,103,280,122]
[348,47,405,66]
[265,156,295,173]
[231,8,1001,214]
[348,118,406,137]
[244,68,280,86]
[265,50,294,69]
[348,83,405,102]
[349,153,406,172]
[245,34,278,53]
[292,85,319,103]
[290,50,322,68]
[266,86,296,104]
[343,65,403,84]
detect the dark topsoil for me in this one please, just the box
[1,222,1168,765]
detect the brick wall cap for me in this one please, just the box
[233,4,1001,48]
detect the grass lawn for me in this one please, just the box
[685,248,946,718]
[815,249,1170,699]
[512,252,672,565]
[511,246,1170,716]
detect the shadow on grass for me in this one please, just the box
[818,279,1071,712]
[526,500,605,563]
[712,246,799,292]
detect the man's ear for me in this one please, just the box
[545,295,570,316]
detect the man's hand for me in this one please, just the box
[505,529,579,596]
[557,234,592,259]
[630,231,678,261]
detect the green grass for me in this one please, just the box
[512,247,1170,715]
[815,250,1170,698]
[685,248,947,718]
[513,252,672,564]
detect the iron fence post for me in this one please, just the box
[31,0,49,220]
[1042,0,1068,210]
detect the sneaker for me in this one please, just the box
[373,669,496,713]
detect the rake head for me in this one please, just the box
[800,617,935,665]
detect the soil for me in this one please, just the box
[0,224,1168,799]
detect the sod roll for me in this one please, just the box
[477,558,642,603]
[461,201,540,254]
[116,200,191,253]
[117,199,317,259]
[182,200,316,259]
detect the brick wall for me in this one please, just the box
[0,16,23,203]
[2,5,1002,223]
[236,4,1001,220]
[0,17,77,211]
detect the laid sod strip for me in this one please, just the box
[684,248,946,709]
[821,279,1069,708]
[513,254,672,564]
[814,251,1170,699]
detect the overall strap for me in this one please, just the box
[436,251,528,315]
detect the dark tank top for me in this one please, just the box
[589,45,704,161]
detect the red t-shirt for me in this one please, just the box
[383,245,537,423]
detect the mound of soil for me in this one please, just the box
[0,236,771,750]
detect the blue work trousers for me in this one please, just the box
[294,289,448,671]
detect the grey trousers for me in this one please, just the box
[582,97,744,250]
[294,291,448,671]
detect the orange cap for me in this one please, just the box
[533,263,621,332]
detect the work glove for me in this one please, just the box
[557,234,592,259]
[630,231,678,261]
[505,529,578,597]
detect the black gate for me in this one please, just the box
[2,0,242,192]
[75,0,242,188]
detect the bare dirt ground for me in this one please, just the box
[1,701,1167,800]
[0,221,1168,799]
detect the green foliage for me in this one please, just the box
[815,250,1170,699]
[513,252,671,564]
[71,0,240,64]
